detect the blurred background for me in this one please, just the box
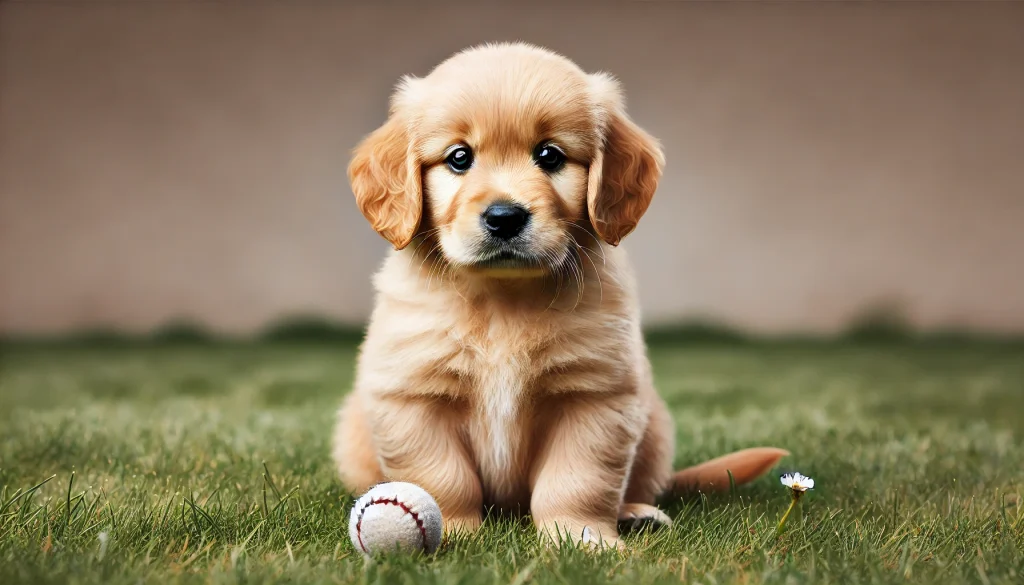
[2,0,1022,339]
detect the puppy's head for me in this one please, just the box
[349,43,664,278]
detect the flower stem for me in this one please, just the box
[775,497,799,536]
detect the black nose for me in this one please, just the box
[481,203,530,240]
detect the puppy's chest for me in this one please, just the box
[446,328,538,411]
[445,326,546,499]
[444,314,620,489]
[389,305,628,503]
[443,317,569,401]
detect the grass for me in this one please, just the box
[0,340,1022,584]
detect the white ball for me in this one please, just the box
[348,482,443,556]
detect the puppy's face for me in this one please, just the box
[350,43,664,279]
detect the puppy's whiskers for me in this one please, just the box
[437,256,470,303]
[565,231,603,305]
[420,240,448,292]
[542,247,567,312]
[409,227,443,272]
[426,249,449,292]
[416,239,443,274]
[558,244,584,313]
[557,219,607,266]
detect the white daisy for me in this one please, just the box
[776,471,815,535]
[780,472,815,492]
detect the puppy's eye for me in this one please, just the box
[445,146,474,174]
[533,143,566,173]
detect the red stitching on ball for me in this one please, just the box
[354,496,429,553]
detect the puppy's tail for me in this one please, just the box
[667,447,790,498]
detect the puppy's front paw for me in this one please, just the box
[538,519,624,551]
[580,526,625,551]
[443,513,483,537]
[617,503,672,533]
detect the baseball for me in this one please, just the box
[348,482,444,556]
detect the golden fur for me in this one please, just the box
[333,42,786,549]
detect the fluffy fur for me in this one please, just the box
[333,42,786,549]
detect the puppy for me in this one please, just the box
[333,43,786,548]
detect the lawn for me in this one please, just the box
[1,340,1022,584]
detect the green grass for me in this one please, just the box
[1,341,1022,584]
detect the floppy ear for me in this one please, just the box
[587,104,665,246]
[348,115,422,250]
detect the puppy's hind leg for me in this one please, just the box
[618,503,673,532]
[619,391,675,533]
[332,393,386,494]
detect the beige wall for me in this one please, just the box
[1,1,1022,335]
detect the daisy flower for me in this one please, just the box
[780,472,814,494]
[775,471,815,536]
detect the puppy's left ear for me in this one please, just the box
[587,76,665,246]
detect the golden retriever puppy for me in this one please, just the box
[333,42,786,548]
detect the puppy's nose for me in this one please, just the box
[481,203,530,240]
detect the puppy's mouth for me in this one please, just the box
[467,248,548,277]
[474,249,541,268]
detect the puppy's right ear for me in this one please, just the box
[348,115,422,250]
